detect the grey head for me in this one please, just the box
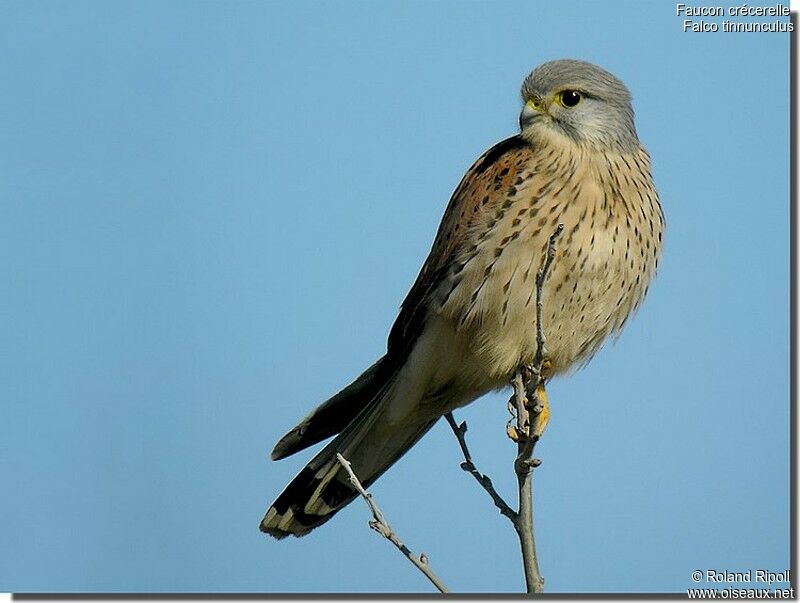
[519,59,639,152]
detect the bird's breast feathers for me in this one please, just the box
[429,138,664,381]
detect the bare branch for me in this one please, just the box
[335,453,449,594]
[513,223,562,593]
[512,374,544,594]
[533,224,564,372]
[446,224,563,594]
[444,413,516,522]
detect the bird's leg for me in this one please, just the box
[507,358,552,443]
[524,359,552,440]
[530,384,549,439]
[507,369,529,443]
[506,395,525,442]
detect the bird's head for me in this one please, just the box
[519,59,639,152]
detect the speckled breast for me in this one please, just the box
[436,143,664,381]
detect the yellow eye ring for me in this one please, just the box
[559,90,582,108]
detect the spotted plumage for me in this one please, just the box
[261,59,664,539]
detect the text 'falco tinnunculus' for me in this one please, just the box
[261,59,664,539]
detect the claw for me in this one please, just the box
[532,385,550,438]
[521,364,534,381]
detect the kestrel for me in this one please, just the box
[261,59,664,538]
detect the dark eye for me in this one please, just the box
[560,90,582,107]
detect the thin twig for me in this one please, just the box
[512,373,543,594]
[513,224,563,593]
[335,453,449,594]
[444,413,517,522]
[446,224,563,594]
[533,224,564,373]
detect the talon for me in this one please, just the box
[506,423,521,442]
[521,364,534,381]
[532,385,550,438]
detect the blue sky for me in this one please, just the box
[0,0,791,594]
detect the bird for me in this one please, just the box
[261,59,664,539]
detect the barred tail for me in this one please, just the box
[260,389,436,538]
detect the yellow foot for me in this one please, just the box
[506,422,523,442]
[531,385,550,439]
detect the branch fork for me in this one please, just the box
[339,225,563,594]
[447,224,563,594]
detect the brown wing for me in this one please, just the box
[386,134,534,360]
